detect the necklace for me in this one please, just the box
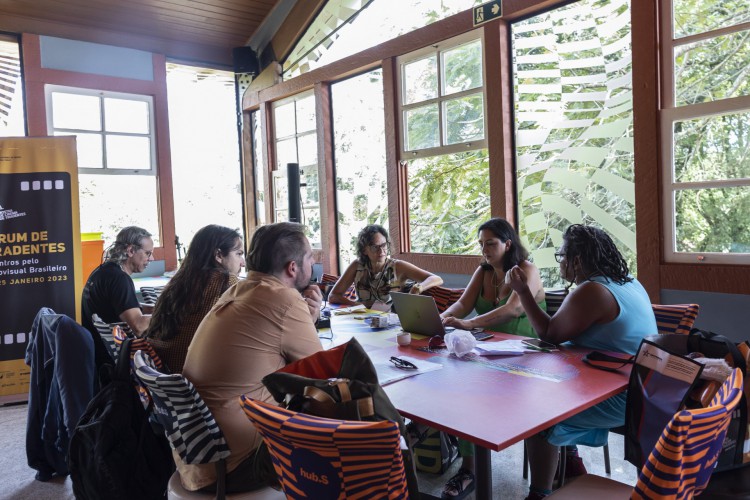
[491,270,502,306]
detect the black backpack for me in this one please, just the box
[68,337,174,499]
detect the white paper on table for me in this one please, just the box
[473,339,533,356]
[374,355,444,386]
[332,304,367,315]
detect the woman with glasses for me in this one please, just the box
[507,224,656,500]
[146,224,244,373]
[329,224,442,310]
[438,218,546,499]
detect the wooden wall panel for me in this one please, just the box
[314,82,338,274]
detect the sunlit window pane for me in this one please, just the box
[51,93,101,131]
[57,132,103,169]
[405,104,439,151]
[78,173,160,245]
[297,133,317,167]
[444,94,484,145]
[276,137,298,169]
[675,187,750,253]
[332,70,387,269]
[513,0,635,287]
[675,29,750,106]
[250,111,266,225]
[106,135,151,169]
[403,56,438,104]
[301,164,319,206]
[104,98,150,134]
[295,95,316,134]
[442,40,483,95]
[408,149,490,254]
[673,112,750,182]
[274,102,296,138]
[673,0,750,39]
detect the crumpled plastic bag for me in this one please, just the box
[444,330,476,358]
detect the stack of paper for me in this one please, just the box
[373,356,444,386]
[473,339,531,356]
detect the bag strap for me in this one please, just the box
[582,351,634,372]
[302,385,375,418]
[115,337,133,381]
[689,328,747,372]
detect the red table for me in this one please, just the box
[324,317,630,500]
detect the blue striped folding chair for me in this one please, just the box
[547,367,744,500]
[240,395,409,500]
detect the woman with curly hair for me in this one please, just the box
[147,224,244,372]
[328,224,442,310]
[508,224,657,500]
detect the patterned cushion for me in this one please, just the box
[91,314,133,360]
[633,367,744,499]
[321,273,357,301]
[545,289,568,317]
[652,303,700,335]
[139,286,165,306]
[422,286,465,314]
[241,396,408,499]
[133,350,230,465]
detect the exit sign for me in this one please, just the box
[473,1,502,26]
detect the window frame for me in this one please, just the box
[44,84,157,176]
[660,8,750,265]
[396,30,487,160]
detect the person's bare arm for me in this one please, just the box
[119,308,151,337]
[441,267,483,323]
[394,260,444,294]
[458,261,544,330]
[328,261,359,306]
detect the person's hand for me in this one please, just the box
[507,265,529,294]
[443,316,472,330]
[409,283,422,295]
[440,312,454,324]
[302,284,323,322]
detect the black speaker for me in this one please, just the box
[232,46,259,75]
[287,163,301,223]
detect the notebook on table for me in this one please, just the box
[389,292,493,340]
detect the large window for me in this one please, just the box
[512,0,636,287]
[397,31,490,254]
[0,36,25,137]
[283,0,484,80]
[272,92,321,246]
[46,86,159,243]
[166,63,243,250]
[661,0,750,263]
[332,69,387,269]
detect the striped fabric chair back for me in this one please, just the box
[133,350,230,465]
[422,286,465,314]
[652,303,700,335]
[91,314,133,360]
[321,273,357,301]
[544,289,568,317]
[633,367,744,500]
[139,285,165,306]
[240,396,408,500]
[113,326,167,408]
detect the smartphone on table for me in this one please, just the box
[521,338,559,351]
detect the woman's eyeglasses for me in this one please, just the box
[369,242,389,253]
[389,356,417,370]
[554,251,565,263]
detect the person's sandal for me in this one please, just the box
[441,468,475,499]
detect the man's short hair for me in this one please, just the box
[247,222,308,276]
[106,226,152,265]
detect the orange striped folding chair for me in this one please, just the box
[652,303,700,335]
[547,367,744,500]
[321,273,357,302]
[113,325,167,408]
[240,396,409,500]
[421,286,465,314]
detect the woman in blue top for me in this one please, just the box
[508,224,657,500]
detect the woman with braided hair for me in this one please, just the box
[507,224,656,500]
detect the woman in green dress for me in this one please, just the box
[438,218,546,499]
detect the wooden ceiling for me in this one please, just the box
[0,0,286,68]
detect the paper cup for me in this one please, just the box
[396,331,411,346]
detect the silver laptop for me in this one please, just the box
[390,292,493,340]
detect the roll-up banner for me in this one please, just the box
[0,136,80,403]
